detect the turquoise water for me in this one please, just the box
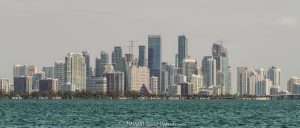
[0,100,299,127]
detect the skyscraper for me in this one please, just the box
[182,58,197,82]
[150,76,158,95]
[13,64,27,78]
[112,46,124,72]
[287,77,300,94]
[138,45,147,67]
[268,66,281,87]
[237,67,248,96]
[42,67,55,78]
[26,65,37,76]
[82,51,92,77]
[0,78,10,94]
[64,53,86,92]
[32,72,45,91]
[191,74,203,94]
[212,42,231,95]
[202,56,216,88]
[103,64,124,97]
[96,51,109,77]
[130,65,150,95]
[178,34,188,69]
[54,61,65,92]
[148,35,161,91]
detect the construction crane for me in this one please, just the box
[122,40,138,54]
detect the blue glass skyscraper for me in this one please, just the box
[148,35,161,92]
[178,35,188,70]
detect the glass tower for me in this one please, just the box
[148,35,161,92]
[178,35,188,69]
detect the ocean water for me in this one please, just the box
[0,100,299,128]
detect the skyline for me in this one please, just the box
[1,0,300,92]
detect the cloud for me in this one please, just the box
[274,17,299,28]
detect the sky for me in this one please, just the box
[1,0,300,93]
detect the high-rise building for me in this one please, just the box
[237,67,248,96]
[287,77,300,93]
[54,61,65,92]
[150,76,158,95]
[26,65,37,76]
[82,51,92,77]
[32,72,45,91]
[42,67,55,78]
[178,34,188,69]
[247,71,256,96]
[191,74,203,94]
[160,70,169,94]
[148,35,161,87]
[14,76,32,95]
[39,79,58,95]
[202,56,216,88]
[13,64,27,78]
[64,53,86,92]
[0,78,10,94]
[138,45,147,67]
[112,46,124,72]
[255,78,272,96]
[86,77,107,93]
[182,58,197,82]
[268,66,281,87]
[130,65,150,95]
[103,64,124,96]
[212,42,231,95]
[95,51,109,77]
[174,74,187,85]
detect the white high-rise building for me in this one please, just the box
[182,58,197,82]
[150,76,158,95]
[64,53,86,92]
[13,64,27,78]
[130,65,150,94]
[268,66,281,87]
[174,74,187,85]
[191,74,203,94]
[42,67,55,78]
[287,77,300,94]
[237,67,248,96]
[54,61,65,92]
[26,65,37,76]
[0,78,10,94]
[202,56,216,88]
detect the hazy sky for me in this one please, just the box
[1,0,300,92]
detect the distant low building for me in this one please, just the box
[14,76,32,95]
[86,77,107,93]
[39,79,58,95]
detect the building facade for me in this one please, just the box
[178,34,188,69]
[86,77,107,93]
[148,35,161,89]
[0,78,10,94]
[64,53,86,92]
[14,76,32,95]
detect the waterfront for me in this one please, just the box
[0,100,299,127]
